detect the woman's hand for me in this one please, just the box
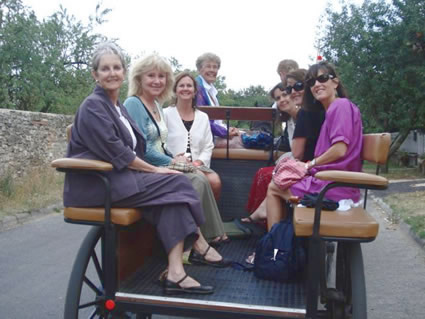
[154,167,182,174]
[229,127,240,137]
[173,153,190,163]
[193,160,204,167]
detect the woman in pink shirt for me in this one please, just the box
[266,61,363,229]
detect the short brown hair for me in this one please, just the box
[277,59,299,75]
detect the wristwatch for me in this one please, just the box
[306,158,316,170]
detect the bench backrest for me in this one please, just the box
[197,106,276,121]
[66,124,72,143]
[362,133,391,165]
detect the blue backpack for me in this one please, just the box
[254,218,306,282]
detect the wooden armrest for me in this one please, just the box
[51,158,113,171]
[315,170,388,187]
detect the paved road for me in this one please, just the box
[0,201,425,318]
[375,178,425,198]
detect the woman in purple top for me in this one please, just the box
[66,42,218,295]
[266,61,363,228]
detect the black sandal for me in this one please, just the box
[189,246,232,268]
[164,274,214,295]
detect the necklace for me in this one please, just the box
[139,96,158,115]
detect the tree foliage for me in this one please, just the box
[218,85,272,107]
[0,0,111,114]
[0,1,271,115]
[318,0,425,156]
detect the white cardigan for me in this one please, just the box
[164,106,214,167]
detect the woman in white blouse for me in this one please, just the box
[164,72,222,201]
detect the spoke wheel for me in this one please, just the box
[328,242,367,319]
[64,226,106,319]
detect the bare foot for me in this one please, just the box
[210,234,230,244]
[204,245,222,262]
[241,216,255,223]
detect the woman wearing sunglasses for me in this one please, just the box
[265,61,363,228]
[241,69,325,228]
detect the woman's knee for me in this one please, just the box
[206,173,221,189]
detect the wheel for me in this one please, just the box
[64,226,106,319]
[328,242,367,319]
[349,242,367,319]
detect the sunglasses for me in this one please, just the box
[306,73,335,87]
[285,81,304,94]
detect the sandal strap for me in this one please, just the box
[202,245,211,257]
[176,274,188,285]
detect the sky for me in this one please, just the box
[22,0,363,92]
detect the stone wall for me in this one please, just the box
[0,109,74,178]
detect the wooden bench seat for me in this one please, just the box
[293,133,390,241]
[64,207,142,226]
[212,148,284,161]
[52,157,143,226]
[294,206,379,238]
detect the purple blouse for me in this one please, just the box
[290,98,363,202]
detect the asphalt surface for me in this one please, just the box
[375,178,425,198]
[0,199,425,318]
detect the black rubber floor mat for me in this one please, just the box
[119,236,306,309]
[211,159,270,221]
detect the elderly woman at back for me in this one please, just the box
[195,52,240,139]
[124,55,230,248]
[64,42,220,295]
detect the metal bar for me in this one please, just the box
[115,293,306,319]
[226,109,231,160]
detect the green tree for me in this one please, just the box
[0,0,112,114]
[318,0,425,158]
[218,85,271,107]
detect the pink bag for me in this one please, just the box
[272,157,307,190]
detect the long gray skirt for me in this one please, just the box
[113,173,204,254]
[184,172,225,240]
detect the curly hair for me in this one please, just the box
[195,52,221,71]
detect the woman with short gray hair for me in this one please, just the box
[65,43,221,295]
[195,52,240,138]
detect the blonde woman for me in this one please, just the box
[124,55,229,249]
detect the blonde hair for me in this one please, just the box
[127,54,174,102]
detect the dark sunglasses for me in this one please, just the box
[285,81,304,94]
[306,73,335,87]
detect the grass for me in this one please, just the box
[363,162,422,180]
[383,191,425,239]
[0,167,63,220]
[364,161,425,239]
